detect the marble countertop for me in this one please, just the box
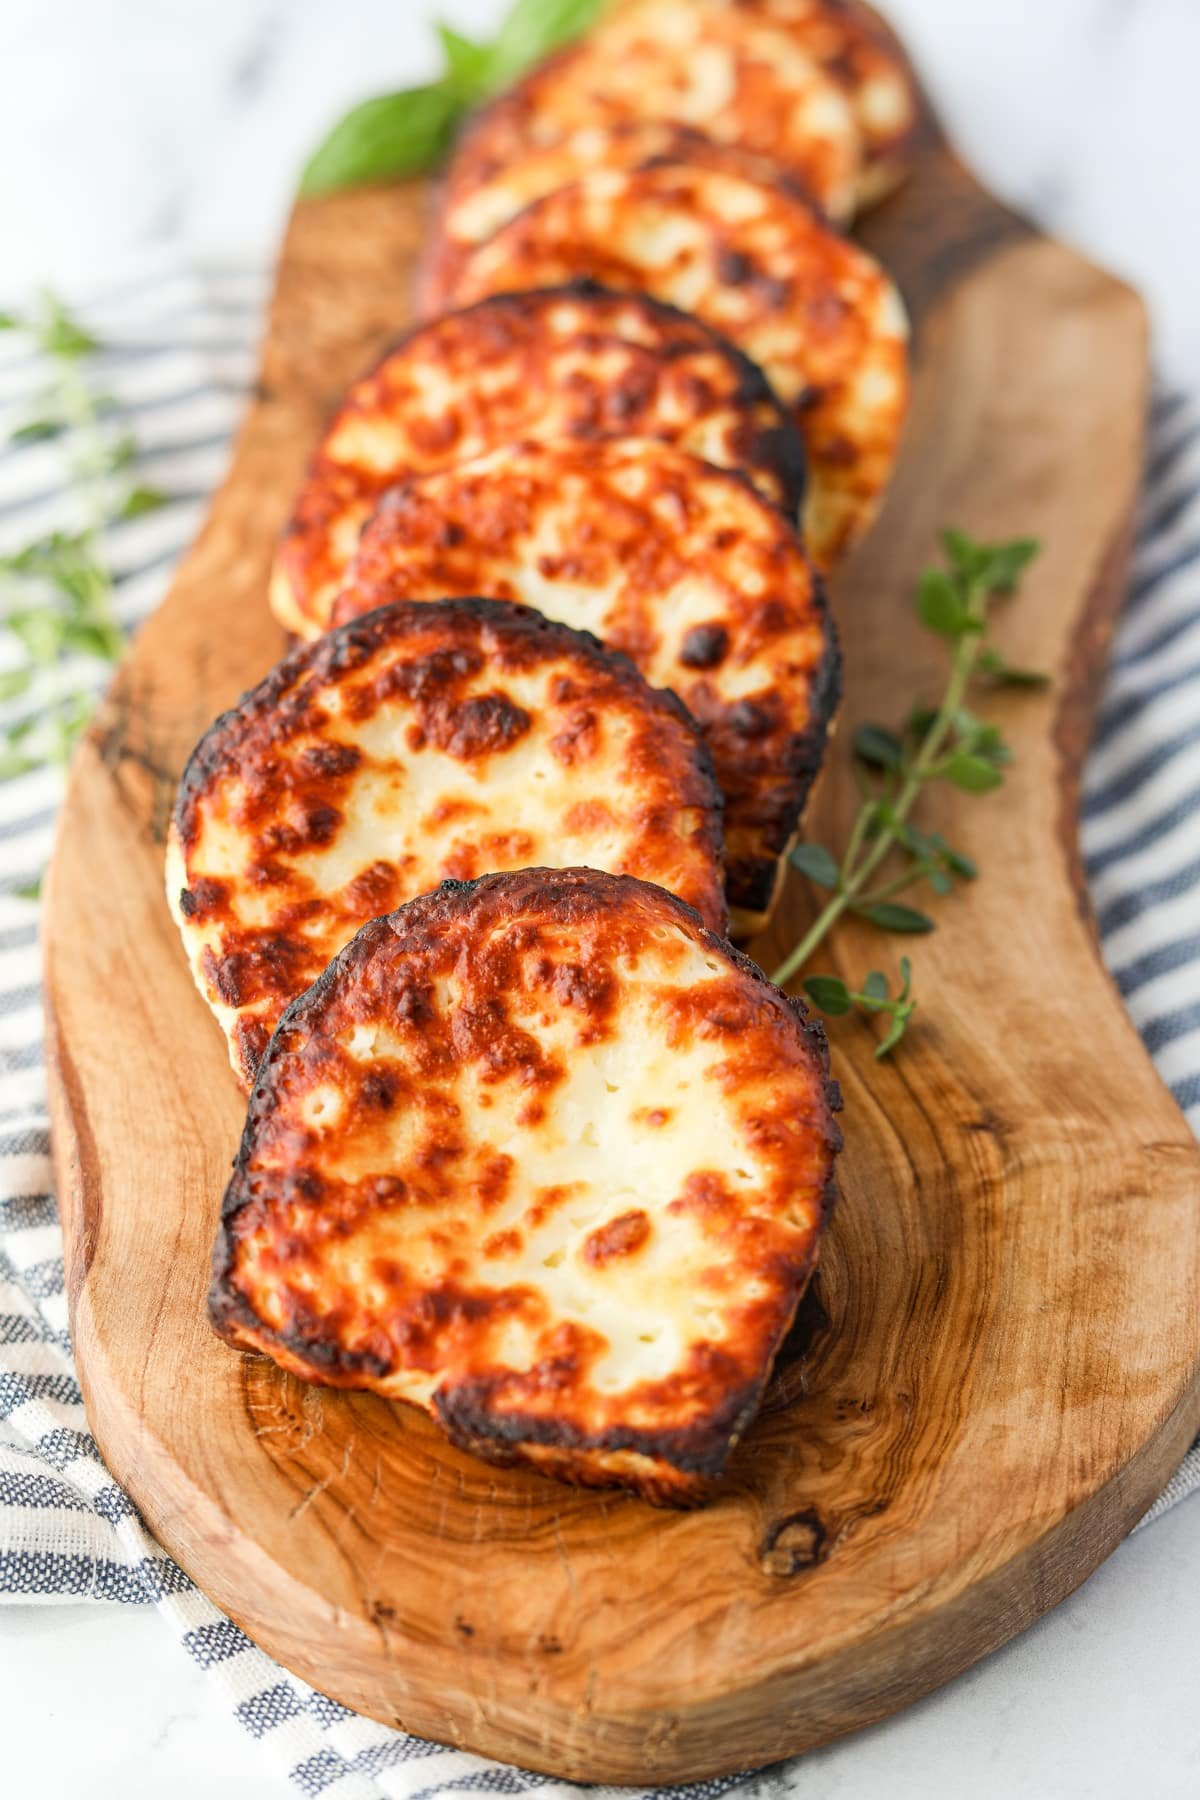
[3,2,1200,1796]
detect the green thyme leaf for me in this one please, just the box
[875,1005,914,1059]
[802,975,853,1016]
[980,537,1041,594]
[977,646,1050,687]
[943,750,1004,793]
[930,835,978,879]
[10,418,65,446]
[854,723,903,770]
[917,567,967,638]
[859,902,936,933]
[36,294,99,359]
[118,483,168,520]
[0,750,38,781]
[861,970,889,1004]
[789,842,840,889]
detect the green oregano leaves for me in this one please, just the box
[0,293,164,787]
[774,530,1045,1058]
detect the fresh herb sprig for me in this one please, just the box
[774,530,1046,1056]
[300,0,603,195]
[0,291,165,783]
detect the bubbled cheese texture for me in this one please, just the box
[270,287,807,640]
[209,869,842,1505]
[331,437,837,930]
[168,600,726,1088]
[449,161,910,570]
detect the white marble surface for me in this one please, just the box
[3,3,1200,1796]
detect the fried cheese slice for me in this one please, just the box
[450,163,909,571]
[168,599,726,1088]
[271,283,806,641]
[209,868,842,1506]
[331,437,839,935]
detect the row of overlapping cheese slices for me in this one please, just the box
[169,0,914,1504]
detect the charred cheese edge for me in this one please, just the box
[449,162,910,572]
[271,284,806,642]
[422,121,814,316]
[209,868,843,1507]
[167,598,727,1089]
[438,2,863,234]
[605,0,921,204]
[332,438,839,934]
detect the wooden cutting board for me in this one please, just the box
[43,114,1200,1783]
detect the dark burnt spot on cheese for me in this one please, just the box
[583,1209,651,1265]
[678,623,730,669]
[177,876,227,919]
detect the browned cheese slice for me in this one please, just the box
[209,868,843,1506]
[422,120,820,315]
[332,438,839,934]
[271,284,806,641]
[449,162,910,571]
[167,600,727,1088]
[604,0,922,203]
[437,0,864,249]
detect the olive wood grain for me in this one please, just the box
[44,135,1200,1781]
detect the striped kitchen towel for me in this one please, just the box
[0,258,1198,1797]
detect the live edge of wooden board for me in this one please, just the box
[42,127,1200,1782]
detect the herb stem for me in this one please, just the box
[771,578,986,988]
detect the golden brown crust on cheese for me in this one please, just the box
[448,163,909,571]
[169,599,727,1088]
[439,3,862,234]
[421,120,817,317]
[209,868,842,1505]
[606,0,922,204]
[271,283,806,641]
[330,438,839,925]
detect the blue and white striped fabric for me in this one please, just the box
[0,258,1197,1795]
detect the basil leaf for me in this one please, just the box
[299,81,462,196]
[789,842,840,889]
[437,24,495,101]
[489,0,604,86]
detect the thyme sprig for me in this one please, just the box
[774,530,1046,1056]
[0,291,165,783]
